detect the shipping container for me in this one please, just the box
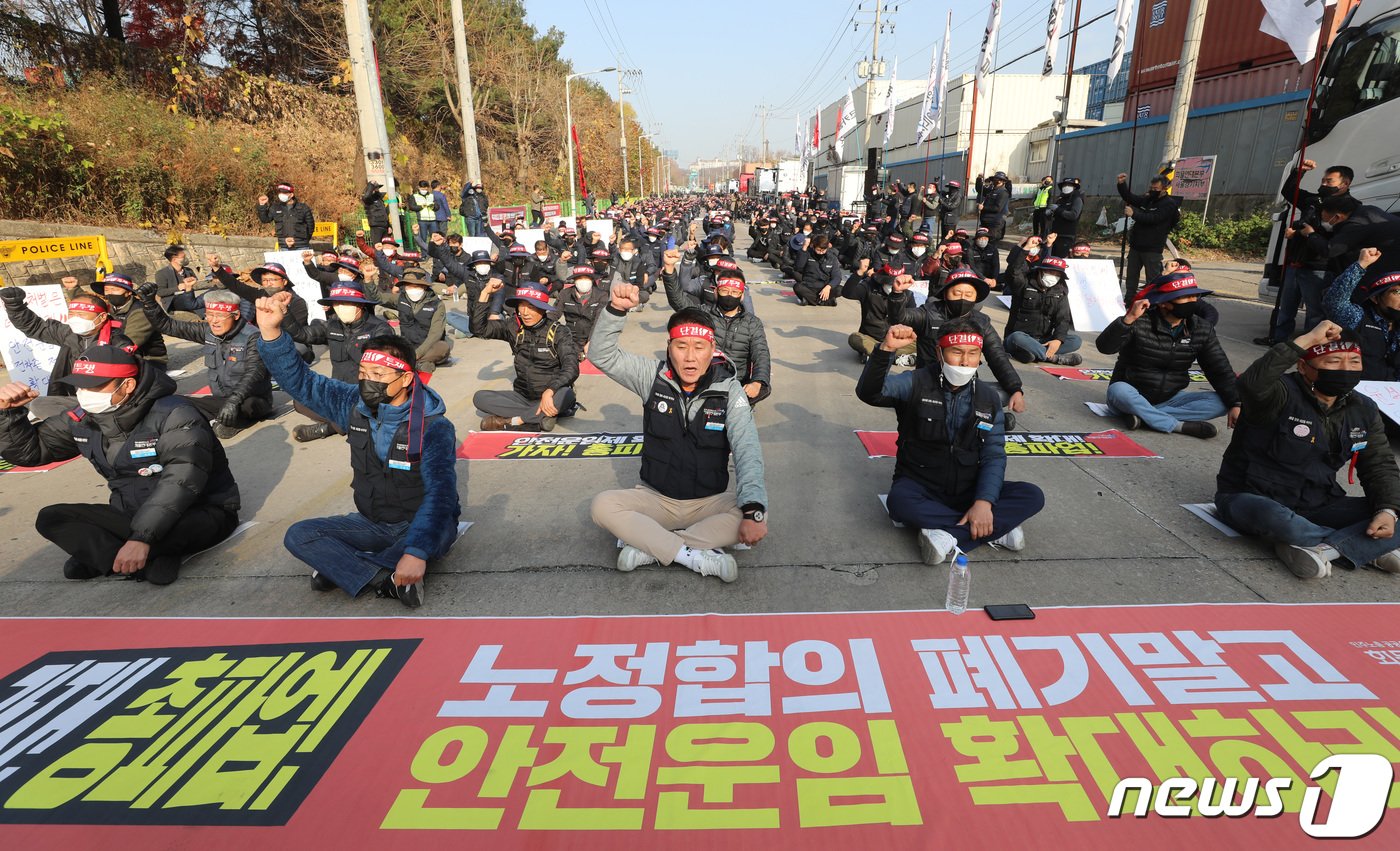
[1130,0,1358,92]
[1126,58,1317,116]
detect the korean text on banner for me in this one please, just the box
[1173,155,1217,201]
[0,284,66,394]
[1357,380,1400,425]
[1065,258,1126,333]
[265,251,327,321]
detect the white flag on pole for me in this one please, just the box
[1107,0,1133,80]
[835,88,858,158]
[1043,0,1066,77]
[798,112,809,174]
[976,0,1002,89]
[1259,0,1335,66]
[915,13,951,145]
[883,59,898,146]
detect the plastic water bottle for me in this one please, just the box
[945,553,971,615]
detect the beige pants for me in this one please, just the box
[591,485,742,564]
[849,333,916,357]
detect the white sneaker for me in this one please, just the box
[689,549,738,583]
[1274,543,1339,579]
[919,529,959,565]
[616,545,658,572]
[990,526,1025,551]
[1368,549,1400,574]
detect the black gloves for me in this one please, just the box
[217,397,243,427]
[134,282,159,304]
[0,287,26,307]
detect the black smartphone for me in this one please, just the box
[984,604,1035,621]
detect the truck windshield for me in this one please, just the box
[1309,13,1400,144]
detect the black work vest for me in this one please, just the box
[346,407,437,525]
[1008,283,1066,342]
[204,322,271,399]
[326,315,389,382]
[640,369,731,500]
[395,294,441,348]
[67,397,237,517]
[1356,313,1400,381]
[894,371,999,505]
[1218,375,1372,513]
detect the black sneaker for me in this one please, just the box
[214,423,242,440]
[1252,336,1277,346]
[294,422,334,442]
[310,570,336,592]
[377,576,425,608]
[1003,412,1017,431]
[1122,414,1142,431]
[1181,420,1218,439]
[143,554,181,586]
[63,556,101,580]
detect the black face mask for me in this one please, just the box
[716,294,742,312]
[358,377,397,412]
[107,294,130,308]
[1312,368,1362,397]
[944,298,975,318]
[1378,305,1400,324]
[1147,190,1162,200]
[1318,184,1341,199]
[1169,301,1202,320]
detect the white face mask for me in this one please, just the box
[619,251,634,262]
[404,287,426,302]
[76,386,119,414]
[575,279,594,294]
[1060,185,1074,194]
[911,246,927,257]
[707,258,719,267]
[536,254,548,262]
[333,305,360,323]
[975,239,989,248]
[648,236,657,242]
[882,283,894,295]
[277,193,291,203]
[68,316,99,335]
[941,362,979,387]
[1039,273,1059,287]
[337,273,356,282]
[382,248,396,257]
[474,264,492,275]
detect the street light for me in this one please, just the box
[638,132,657,196]
[566,66,616,217]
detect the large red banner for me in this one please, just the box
[856,429,1160,459]
[0,605,1397,846]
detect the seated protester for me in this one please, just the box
[967,227,1000,290]
[843,263,918,365]
[428,234,494,301]
[1069,239,1093,259]
[471,279,580,431]
[364,266,453,373]
[1096,272,1240,437]
[427,232,471,296]
[0,346,240,585]
[1132,269,1220,326]
[661,262,772,404]
[525,240,562,289]
[1164,256,1191,275]
[930,241,966,291]
[897,269,1028,429]
[0,286,128,419]
[1322,248,1400,380]
[1215,321,1400,579]
[610,236,654,304]
[746,218,771,261]
[663,251,756,314]
[1002,257,1082,366]
[856,320,1045,564]
[1002,235,1046,292]
[557,265,607,360]
[907,232,933,278]
[209,256,315,362]
[588,285,769,582]
[135,284,273,439]
[793,234,842,306]
[643,226,668,268]
[876,232,911,271]
[65,273,167,367]
[254,294,459,608]
[767,217,792,269]
[283,280,395,442]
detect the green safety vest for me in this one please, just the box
[414,192,437,221]
[1034,185,1052,209]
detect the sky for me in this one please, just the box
[522,0,1127,167]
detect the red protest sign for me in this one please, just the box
[856,429,1160,459]
[458,431,644,460]
[0,605,1396,845]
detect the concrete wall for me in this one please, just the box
[0,220,291,288]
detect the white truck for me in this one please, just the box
[1261,0,1400,298]
[777,159,805,193]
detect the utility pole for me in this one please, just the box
[449,0,481,183]
[1161,0,1209,168]
[755,104,771,163]
[1049,0,1083,181]
[343,0,403,244]
[617,69,641,197]
[855,2,894,197]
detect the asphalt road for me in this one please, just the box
[1,254,1394,618]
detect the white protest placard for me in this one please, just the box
[556,215,578,231]
[585,219,614,241]
[1065,258,1125,333]
[1357,381,1400,425]
[910,280,930,307]
[459,237,492,256]
[0,285,66,394]
[265,251,327,321]
[513,229,546,252]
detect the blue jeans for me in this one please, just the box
[284,512,451,597]
[1004,331,1082,362]
[1106,382,1228,433]
[466,216,485,237]
[1215,493,1398,567]
[418,220,442,248]
[887,476,1046,552]
[1270,267,1328,340]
